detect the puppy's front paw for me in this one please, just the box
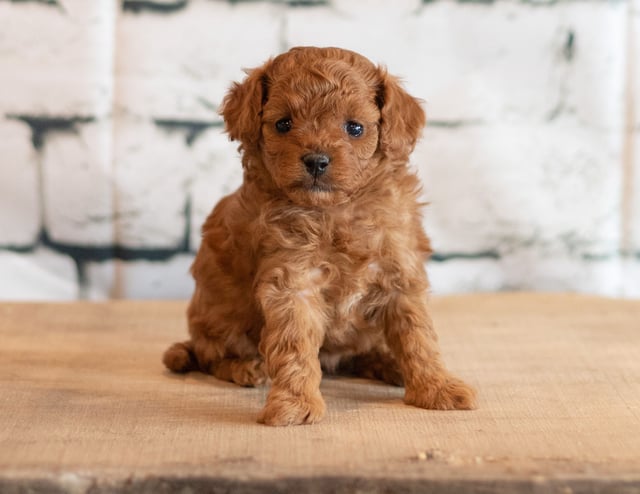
[405,375,476,411]
[257,391,326,426]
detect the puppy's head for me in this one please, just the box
[221,46,425,207]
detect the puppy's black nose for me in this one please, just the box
[302,153,330,177]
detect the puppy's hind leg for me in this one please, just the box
[163,338,266,387]
[163,340,199,373]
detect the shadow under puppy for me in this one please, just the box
[164,46,476,426]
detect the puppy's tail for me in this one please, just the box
[163,340,198,373]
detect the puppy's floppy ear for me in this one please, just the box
[376,70,426,161]
[220,62,271,151]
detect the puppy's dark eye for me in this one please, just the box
[275,118,292,134]
[345,121,364,138]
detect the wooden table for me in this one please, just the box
[1,294,639,493]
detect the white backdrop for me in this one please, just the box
[0,0,638,300]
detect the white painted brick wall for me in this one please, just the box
[0,249,78,301]
[115,1,283,119]
[427,254,623,295]
[112,117,190,248]
[0,120,39,246]
[287,1,627,127]
[0,1,115,116]
[85,255,194,300]
[0,0,638,300]
[41,120,114,245]
[189,129,244,252]
[419,123,622,256]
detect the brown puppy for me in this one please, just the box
[163,46,476,426]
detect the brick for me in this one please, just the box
[621,259,640,298]
[0,120,40,246]
[0,1,115,115]
[85,255,194,299]
[497,250,622,296]
[112,117,190,249]
[0,248,78,300]
[427,258,504,294]
[41,119,114,246]
[115,1,283,119]
[189,128,243,251]
[428,253,623,297]
[416,123,622,257]
[286,1,626,127]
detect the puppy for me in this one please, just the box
[164,46,476,426]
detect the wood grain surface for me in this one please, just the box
[0,293,639,493]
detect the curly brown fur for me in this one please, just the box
[163,46,476,425]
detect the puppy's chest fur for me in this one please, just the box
[257,203,415,352]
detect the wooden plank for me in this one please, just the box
[0,293,639,493]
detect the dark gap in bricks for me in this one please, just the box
[74,258,89,299]
[546,101,565,122]
[427,119,483,128]
[153,118,223,146]
[2,0,61,7]
[286,0,329,6]
[456,0,495,5]
[223,0,327,4]
[1,244,35,254]
[226,0,273,3]
[430,250,501,262]
[35,228,190,263]
[546,30,575,121]
[122,0,188,14]
[422,0,497,5]
[563,29,575,62]
[519,0,558,5]
[6,114,94,151]
[582,252,619,261]
[421,0,581,5]
[559,231,593,256]
[37,227,192,299]
[181,196,192,253]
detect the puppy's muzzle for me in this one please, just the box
[302,153,330,177]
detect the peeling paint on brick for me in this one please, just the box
[286,0,328,6]
[421,0,624,5]
[457,0,495,5]
[427,120,483,128]
[1,0,60,6]
[563,29,576,61]
[431,250,501,262]
[122,0,188,14]
[3,228,185,264]
[226,0,328,4]
[227,0,331,7]
[153,119,223,146]
[6,115,95,151]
